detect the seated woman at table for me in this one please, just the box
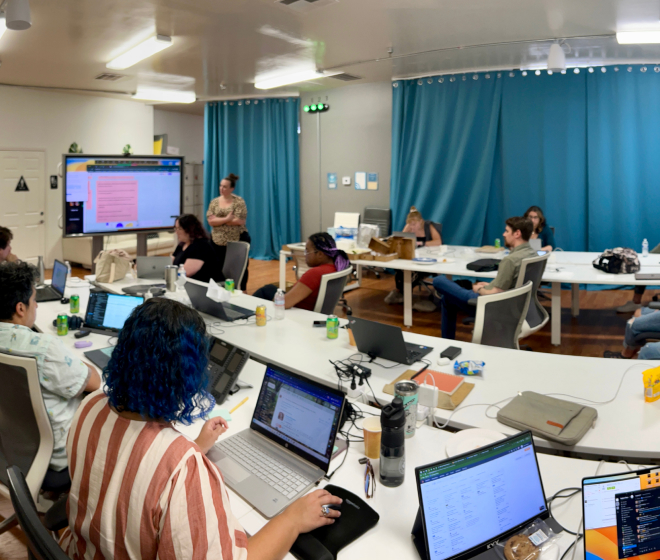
[524,206,555,252]
[253,232,350,311]
[172,213,222,283]
[60,298,342,560]
[385,206,442,310]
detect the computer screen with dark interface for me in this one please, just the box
[84,293,143,331]
[64,156,182,235]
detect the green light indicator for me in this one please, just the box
[303,105,310,112]
[310,104,318,111]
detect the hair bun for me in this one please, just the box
[409,206,418,213]
[228,173,239,181]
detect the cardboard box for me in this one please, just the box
[373,253,398,262]
[369,237,391,254]
[389,237,415,260]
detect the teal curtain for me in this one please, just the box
[392,66,660,252]
[204,98,301,260]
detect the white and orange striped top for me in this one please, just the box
[60,391,248,560]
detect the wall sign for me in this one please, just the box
[50,175,58,189]
[327,172,337,189]
[355,172,366,190]
[15,176,29,192]
[367,172,379,190]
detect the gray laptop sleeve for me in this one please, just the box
[496,391,597,446]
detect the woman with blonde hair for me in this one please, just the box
[384,207,442,309]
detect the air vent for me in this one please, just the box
[275,0,338,13]
[330,73,361,81]
[95,72,126,81]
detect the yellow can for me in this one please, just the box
[256,305,267,327]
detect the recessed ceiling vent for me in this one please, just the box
[330,73,361,81]
[275,0,338,14]
[95,72,126,81]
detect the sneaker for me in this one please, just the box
[413,299,437,313]
[384,290,404,304]
[616,301,642,313]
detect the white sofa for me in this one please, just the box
[62,232,176,269]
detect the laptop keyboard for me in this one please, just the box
[216,435,313,499]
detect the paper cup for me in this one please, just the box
[363,416,382,460]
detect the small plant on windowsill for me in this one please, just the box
[68,142,83,153]
[122,144,133,156]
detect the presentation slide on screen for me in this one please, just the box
[102,294,143,330]
[65,158,181,234]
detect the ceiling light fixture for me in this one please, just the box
[254,69,340,90]
[5,0,30,30]
[547,43,566,72]
[616,31,660,44]
[132,87,195,104]
[107,35,172,70]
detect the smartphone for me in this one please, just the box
[312,320,326,328]
[440,346,462,360]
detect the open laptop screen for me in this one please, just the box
[51,260,68,295]
[250,364,345,472]
[415,432,547,560]
[583,468,660,560]
[84,292,143,331]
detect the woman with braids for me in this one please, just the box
[60,298,341,560]
[253,232,350,310]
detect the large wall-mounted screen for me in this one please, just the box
[63,155,183,237]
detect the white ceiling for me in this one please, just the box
[2,0,660,115]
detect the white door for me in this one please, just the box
[0,151,45,265]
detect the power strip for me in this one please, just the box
[350,364,372,381]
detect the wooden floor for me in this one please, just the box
[5,258,647,560]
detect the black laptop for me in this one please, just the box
[348,316,432,365]
[35,260,68,302]
[83,292,144,335]
[184,281,255,322]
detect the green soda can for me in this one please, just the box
[225,278,235,293]
[494,238,501,248]
[326,315,339,339]
[57,314,69,336]
[70,294,80,314]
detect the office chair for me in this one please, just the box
[516,253,551,341]
[362,207,392,279]
[290,247,310,281]
[7,466,71,560]
[470,281,533,350]
[222,241,250,288]
[314,266,354,315]
[0,353,71,535]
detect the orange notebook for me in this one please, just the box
[414,370,464,396]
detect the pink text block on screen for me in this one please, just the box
[96,177,138,223]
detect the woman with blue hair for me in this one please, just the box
[60,298,341,560]
[253,232,350,310]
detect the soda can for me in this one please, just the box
[326,315,339,339]
[394,380,419,438]
[225,278,235,293]
[70,294,80,314]
[57,314,69,336]
[256,305,267,326]
[494,238,501,248]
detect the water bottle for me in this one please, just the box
[274,289,285,320]
[643,239,649,258]
[379,397,406,487]
[37,256,45,285]
[176,264,187,290]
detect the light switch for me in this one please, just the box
[342,176,351,186]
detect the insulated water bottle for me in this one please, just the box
[379,397,406,487]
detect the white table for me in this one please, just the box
[58,275,660,463]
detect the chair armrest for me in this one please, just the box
[467,298,478,306]
[648,302,660,310]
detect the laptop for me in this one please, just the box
[83,292,144,335]
[349,316,433,365]
[392,231,417,240]
[583,466,660,560]
[413,431,562,560]
[635,273,660,281]
[184,281,255,322]
[207,363,346,518]
[35,260,68,302]
[529,238,542,251]
[136,256,171,279]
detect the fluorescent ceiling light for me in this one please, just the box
[0,15,6,40]
[107,35,172,70]
[255,69,340,90]
[616,31,660,44]
[132,87,195,104]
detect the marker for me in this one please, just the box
[411,364,429,381]
[230,397,249,414]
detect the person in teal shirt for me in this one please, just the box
[524,206,555,252]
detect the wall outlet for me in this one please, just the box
[342,176,351,186]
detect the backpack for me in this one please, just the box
[592,247,640,274]
[466,258,500,272]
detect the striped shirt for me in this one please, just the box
[60,391,248,560]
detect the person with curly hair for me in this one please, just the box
[60,298,341,560]
[252,232,350,310]
[172,214,221,282]
[0,225,18,264]
[0,262,100,475]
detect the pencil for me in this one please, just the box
[230,397,249,414]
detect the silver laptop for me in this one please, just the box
[35,259,68,302]
[136,256,171,279]
[208,363,346,518]
[529,238,542,251]
[391,231,417,239]
[635,272,660,280]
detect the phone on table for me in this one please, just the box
[440,346,462,360]
[313,320,326,328]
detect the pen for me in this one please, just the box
[411,364,429,381]
[230,397,249,414]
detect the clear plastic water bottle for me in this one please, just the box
[65,260,72,275]
[176,264,187,290]
[274,289,285,320]
[643,239,649,258]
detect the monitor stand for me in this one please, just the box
[136,233,148,257]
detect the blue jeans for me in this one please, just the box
[639,342,660,360]
[624,307,660,349]
[432,275,479,339]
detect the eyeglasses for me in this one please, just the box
[359,457,376,498]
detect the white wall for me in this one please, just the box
[0,86,154,266]
[154,109,205,163]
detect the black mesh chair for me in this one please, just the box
[470,282,533,349]
[516,253,551,339]
[362,207,391,238]
[314,266,354,315]
[7,466,71,560]
[222,241,250,288]
[0,352,71,535]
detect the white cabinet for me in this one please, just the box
[183,185,194,207]
[194,186,204,206]
[193,164,204,186]
[184,162,194,187]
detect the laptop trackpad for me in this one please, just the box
[217,458,250,483]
